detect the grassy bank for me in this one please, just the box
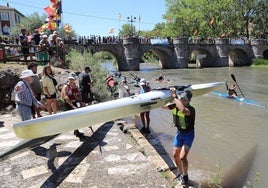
[251,59,268,67]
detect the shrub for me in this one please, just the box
[65,49,110,102]
[252,59,268,66]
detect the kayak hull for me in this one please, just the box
[212,91,267,108]
[13,82,223,139]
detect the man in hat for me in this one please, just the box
[162,89,195,186]
[78,67,93,106]
[14,70,45,121]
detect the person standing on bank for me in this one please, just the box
[162,89,195,186]
[139,78,151,134]
[42,65,58,115]
[27,62,43,118]
[78,67,93,106]
[61,75,84,138]
[14,70,45,121]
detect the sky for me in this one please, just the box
[1,0,167,36]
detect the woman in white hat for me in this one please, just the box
[14,70,45,121]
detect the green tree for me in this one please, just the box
[119,24,137,37]
[10,12,46,36]
[163,0,268,39]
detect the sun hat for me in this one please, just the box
[20,70,35,78]
[140,78,146,86]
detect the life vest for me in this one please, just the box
[172,105,195,132]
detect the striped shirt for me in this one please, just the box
[15,80,40,107]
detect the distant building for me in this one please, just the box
[0,4,24,35]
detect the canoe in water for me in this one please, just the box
[212,91,267,108]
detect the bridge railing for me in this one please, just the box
[0,44,64,64]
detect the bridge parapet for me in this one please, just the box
[60,37,268,70]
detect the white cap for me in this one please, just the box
[140,78,146,86]
[20,70,35,78]
[68,76,75,80]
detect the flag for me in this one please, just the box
[64,24,71,33]
[109,28,114,34]
[56,0,62,14]
[48,22,57,30]
[119,13,122,20]
[44,6,54,16]
[193,29,198,36]
[38,23,49,32]
[210,18,214,25]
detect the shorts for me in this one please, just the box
[173,129,195,148]
[45,93,57,99]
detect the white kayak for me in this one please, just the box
[13,82,223,139]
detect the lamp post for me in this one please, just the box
[127,16,136,36]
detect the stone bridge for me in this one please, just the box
[67,37,268,71]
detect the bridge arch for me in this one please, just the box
[263,49,268,59]
[141,45,175,69]
[189,48,214,68]
[228,48,250,66]
[84,44,126,71]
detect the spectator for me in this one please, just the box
[19,28,32,64]
[49,51,64,68]
[32,29,41,59]
[42,65,58,115]
[27,62,44,118]
[39,35,50,65]
[61,75,84,139]
[78,67,93,106]
[13,70,45,121]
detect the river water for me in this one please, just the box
[105,62,268,187]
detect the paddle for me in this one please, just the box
[231,74,246,98]
[225,79,229,90]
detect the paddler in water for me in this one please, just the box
[228,84,238,98]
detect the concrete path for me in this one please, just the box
[0,113,178,188]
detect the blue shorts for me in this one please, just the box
[173,129,195,148]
